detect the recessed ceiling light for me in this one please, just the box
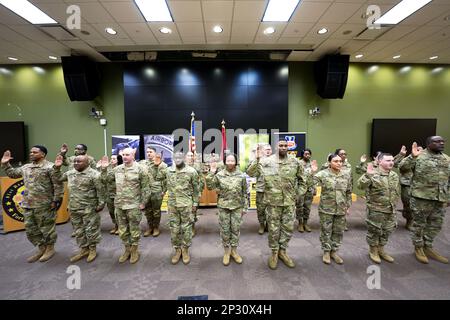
[33,66,45,74]
[393,55,401,59]
[0,0,57,24]
[48,55,58,60]
[262,0,300,22]
[429,55,438,60]
[375,0,432,25]
[159,27,172,34]
[317,28,328,34]
[134,0,173,22]
[355,54,363,59]
[8,56,18,61]
[263,27,275,35]
[431,67,443,74]
[213,25,223,33]
[399,66,411,73]
[105,27,117,35]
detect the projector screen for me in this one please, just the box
[371,118,437,157]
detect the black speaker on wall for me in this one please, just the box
[61,56,100,101]
[314,54,350,99]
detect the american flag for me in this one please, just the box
[190,112,196,153]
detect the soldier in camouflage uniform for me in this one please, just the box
[104,155,122,235]
[247,140,307,270]
[54,155,105,263]
[296,148,315,233]
[59,143,96,238]
[59,143,97,169]
[185,151,204,236]
[314,153,352,265]
[355,146,406,174]
[400,138,450,264]
[252,144,272,235]
[158,152,199,265]
[357,153,400,264]
[398,146,421,231]
[206,153,248,266]
[101,148,151,264]
[140,147,168,237]
[1,146,64,263]
[320,149,353,231]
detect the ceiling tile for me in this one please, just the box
[202,1,233,22]
[169,1,203,22]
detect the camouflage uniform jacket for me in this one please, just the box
[159,164,200,208]
[399,149,450,203]
[246,154,307,207]
[313,168,352,215]
[206,168,248,210]
[54,166,105,211]
[139,159,168,194]
[357,168,400,213]
[103,162,151,210]
[2,160,64,209]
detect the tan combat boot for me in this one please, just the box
[278,249,295,268]
[369,246,381,264]
[415,247,429,264]
[69,247,89,263]
[405,219,413,231]
[258,223,265,235]
[182,247,190,264]
[109,225,118,235]
[297,222,304,233]
[268,250,278,270]
[231,247,243,264]
[119,245,131,263]
[378,246,394,263]
[130,245,140,264]
[304,223,312,232]
[223,247,231,266]
[322,251,331,264]
[171,248,182,264]
[424,247,448,264]
[330,251,344,264]
[39,244,55,262]
[152,226,160,237]
[86,246,97,263]
[27,245,46,263]
[143,225,152,237]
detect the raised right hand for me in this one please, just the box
[1,150,13,164]
[60,143,68,155]
[411,142,420,157]
[360,154,367,163]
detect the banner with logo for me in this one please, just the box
[112,135,141,160]
[143,134,174,167]
[143,134,174,211]
[1,177,70,233]
[274,132,307,158]
[238,134,269,210]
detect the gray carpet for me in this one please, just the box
[0,199,449,300]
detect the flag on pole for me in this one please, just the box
[221,119,227,159]
[189,111,196,153]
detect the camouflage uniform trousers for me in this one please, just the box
[23,207,57,247]
[218,207,243,248]
[106,198,116,225]
[116,208,142,246]
[267,205,295,252]
[296,188,314,224]
[256,192,267,225]
[319,212,346,252]
[365,210,397,247]
[71,208,101,248]
[144,193,163,228]
[401,185,412,221]
[168,206,194,248]
[410,197,445,248]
